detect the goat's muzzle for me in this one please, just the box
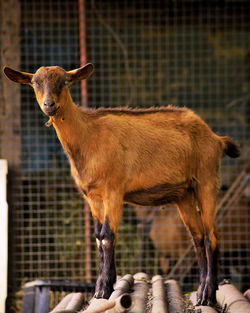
[43,101,59,116]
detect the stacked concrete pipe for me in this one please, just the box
[50,274,250,313]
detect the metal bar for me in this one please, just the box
[78,0,92,283]
[34,286,50,313]
[78,0,88,107]
[22,286,35,313]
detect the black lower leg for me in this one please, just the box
[195,236,208,304]
[191,233,207,305]
[94,217,116,299]
[94,219,104,297]
[203,232,219,306]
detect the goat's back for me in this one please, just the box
[86,106,223,192]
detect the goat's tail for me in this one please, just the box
[220,136,240,158]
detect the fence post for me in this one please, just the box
[0,160,8,313]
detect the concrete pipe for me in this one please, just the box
[151,275,167,313]
[51,293,85,313]
[165,280,184,313]
[109,274,134,301]
[216,283,250,313]
[244,289,250,302]
[82,293,133,313]
[127,273,149,313]
[106,294,133,313]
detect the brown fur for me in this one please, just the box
[3,63,240,304]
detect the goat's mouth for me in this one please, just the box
[44,106,60,116]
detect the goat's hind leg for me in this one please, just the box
[201,228,218,306]
[176,194,207,305]
[198,188,219,306]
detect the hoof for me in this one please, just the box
[94,290,105,299]
[196,284,216,307]
[94,287,113,299]
[197,298,216,307]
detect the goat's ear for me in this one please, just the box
[67,63,94,84]
[3,67,33,85]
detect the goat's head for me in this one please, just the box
[3,63,94,117]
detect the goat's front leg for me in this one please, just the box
[94,218,105,297]
[92,196,123,299]
[94,217,117,299]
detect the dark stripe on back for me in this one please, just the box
[84,105,188,117]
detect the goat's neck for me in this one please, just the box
[50,92,90,156]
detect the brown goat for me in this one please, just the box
[4,64,240,306]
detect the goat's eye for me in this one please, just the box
[32,81,40,87]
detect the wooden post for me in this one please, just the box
[0,0,21,170]
[78,0,92,283]
[0,0,21,311]
[0,160,8,313]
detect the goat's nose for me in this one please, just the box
[44,101,55,108]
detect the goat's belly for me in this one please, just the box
[124,182,187,206]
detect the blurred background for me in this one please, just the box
[0,0,249,312]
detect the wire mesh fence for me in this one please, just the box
[4,0,250,309]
